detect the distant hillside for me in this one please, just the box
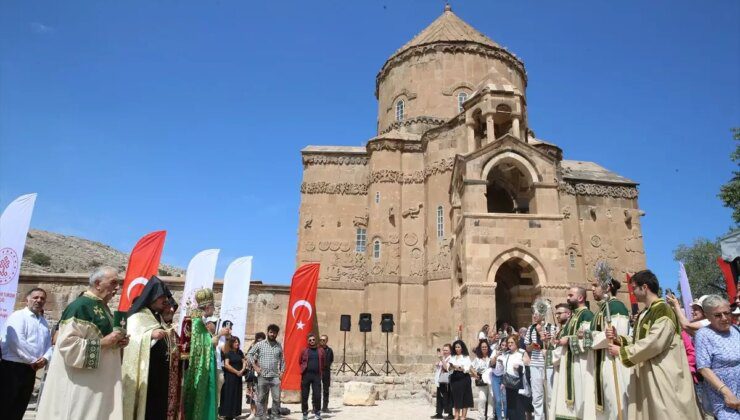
[21,229,185,276]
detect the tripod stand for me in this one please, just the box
[355,331,378,376]
[380,331,399,375]
[336,330,355,374]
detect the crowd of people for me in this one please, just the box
[0,266,336,420]
[431,269,740,420]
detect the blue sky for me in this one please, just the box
[1,1,738,288]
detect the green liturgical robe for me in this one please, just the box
[552,306,593,420]
[183,316,218,420]
[583,298,631,420]
[36,292,123,420]
[617,299,702,420]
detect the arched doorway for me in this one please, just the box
[493,257,539,330]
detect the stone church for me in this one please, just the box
[296,5,646,363]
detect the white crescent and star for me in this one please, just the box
[126,276,149,302]
[291,300,313,330]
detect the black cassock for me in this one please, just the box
[145,338,170,420]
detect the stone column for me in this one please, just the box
[486,114,495,145]
[512,117,521,139]
[466,121,476,153]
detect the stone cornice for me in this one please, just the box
[367,138,423,153]
[378,116,447,136]
[300,182,368,196]
[376,42,527,98]
[558,181,639,199]
[302,155,369,166]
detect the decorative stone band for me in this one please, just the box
[85,338,101,369]
[300,181,368,195]
[368,157,455,185]
[376,42,527,97]
[302,155,369,166]
[302,158,455,193]
[378,116,447,136]
[558,182,639,199]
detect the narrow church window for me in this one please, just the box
[568,250,576,269]
[375,192,380,204]
[373,240,381,259]
[457,92,468,112]
[356,228,367,252]
[396,100,404,122]
[437,205,444,238]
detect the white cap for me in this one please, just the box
[691,295,709,309]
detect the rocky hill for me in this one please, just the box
[21,229,185,276]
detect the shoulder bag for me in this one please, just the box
[501,353,521,389]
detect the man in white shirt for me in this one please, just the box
[0,287,53,420]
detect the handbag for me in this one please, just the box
[475,378,487,387]
[438,371,450,384]
[502,353,521,389]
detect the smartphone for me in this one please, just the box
[666,288,675,298]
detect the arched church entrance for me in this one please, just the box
[493,257,539,331]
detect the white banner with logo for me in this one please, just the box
[178,248,219,330]
[0,193,38,332]
[220,256,253,342]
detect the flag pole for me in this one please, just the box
[605,292,623,420]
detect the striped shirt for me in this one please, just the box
[524,323,556,367]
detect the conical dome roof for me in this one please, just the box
[388,4,501,61]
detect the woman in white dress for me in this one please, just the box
[472,339,494,420]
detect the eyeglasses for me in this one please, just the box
[712,312,732,319]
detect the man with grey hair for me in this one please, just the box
[37,266,129,420]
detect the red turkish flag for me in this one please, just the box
[281,263,320,391]
[117,231,167,312]
[626,273,638,315]
[716,257,737,302]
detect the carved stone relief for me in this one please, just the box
[353,214,369,227]
[590,235,602,248]
[404,233,419,246]
[402,203,423,219]
[304,216,313,229]
[562,206,571,219]
[319,241,330,251]
[304,242,316,252]
[303,155,368,166]
[558,182,638,199]
[301,182,368,195]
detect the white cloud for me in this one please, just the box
[30,22,54,34]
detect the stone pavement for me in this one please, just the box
[24,398,439,420]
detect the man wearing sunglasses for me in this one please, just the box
[299,333,326,420]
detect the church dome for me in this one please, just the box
[376,5,527,135]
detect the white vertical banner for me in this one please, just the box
[178,248,219,330]
[0,193,38,332]
[220,256,253,343]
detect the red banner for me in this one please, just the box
[717,257,737,302]
[626,273,638,315]
[281,263,320,391]
[118,231,167,312]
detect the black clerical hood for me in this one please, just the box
[128,275,173,317]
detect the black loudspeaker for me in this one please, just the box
[381,313,394,333]
[340,314,351,332]
[359,313,372,332]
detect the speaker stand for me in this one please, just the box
[380,331,399,375]
[336,330,355,375]
[355,332,378,376]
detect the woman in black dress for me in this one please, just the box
[445,339,475,420]
[219,336,246,420]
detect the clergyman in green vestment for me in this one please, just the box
[183,288,218,420]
